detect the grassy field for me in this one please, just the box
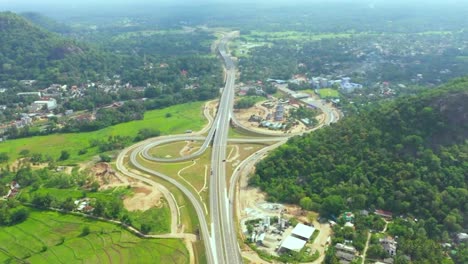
[228,127,267,138]
[0,210,188,264]
[0,102,206,164]
[317,88,340,98]
[130,205,171,234]
[137,146,212,216]
[225,143,271,189]
[148,141,190,159]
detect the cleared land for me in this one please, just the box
[0,101,206,164]
[0,210,188,264]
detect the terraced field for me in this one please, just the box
[0,210,188,264]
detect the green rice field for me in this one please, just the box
[0,210,188,264]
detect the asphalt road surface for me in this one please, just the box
[209,33,243,264]
[121,31,341,264]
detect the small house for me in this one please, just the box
[380,237,397,256]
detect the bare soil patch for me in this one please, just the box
[91,162,126,187]
[123,185,163,211]
[89,162,163,212]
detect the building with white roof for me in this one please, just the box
[277,223,316,253]
[291,223,316,241]
[32,98,57,110]
[256,232,266,243]
[279,235,307,252]
[335,243,357,254]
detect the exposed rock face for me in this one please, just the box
[49,45,85,60]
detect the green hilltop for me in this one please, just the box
[0,12,118,85]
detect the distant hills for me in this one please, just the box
[21,12,71,34]
[0,12,118,85]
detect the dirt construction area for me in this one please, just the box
[234,99,320,135]
[91,162,163,211]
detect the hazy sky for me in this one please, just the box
[1,0,465,5]
[1,0,465,14]
[1,0,466,7]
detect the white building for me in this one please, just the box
[278,223,316,253]
[340,77,363,93]
[291,223,316,241]
[279,235,307,252]
[32,98,57,110]
[17,92,41,97]
[380,237,397,256]
[335,243,357,254]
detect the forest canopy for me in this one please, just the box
[251,78,468,240]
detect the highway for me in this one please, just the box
[137,36,237,164]
[118,31,341,264]
[209,34,243,264]
[121,33,242,264]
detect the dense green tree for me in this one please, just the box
[0,152,9,163]
[234,96,262,109]
[9,207,29,224]
[320,195,345,217]
[367,244,388,259]
[99,154,111,163]
[299,197,313,210]
[141,223,151,234]
[80,226,90,236]
[61,197,75,211]
[32,193,54,208]
[58,150,70,161]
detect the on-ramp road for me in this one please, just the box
[119,31,340,264]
